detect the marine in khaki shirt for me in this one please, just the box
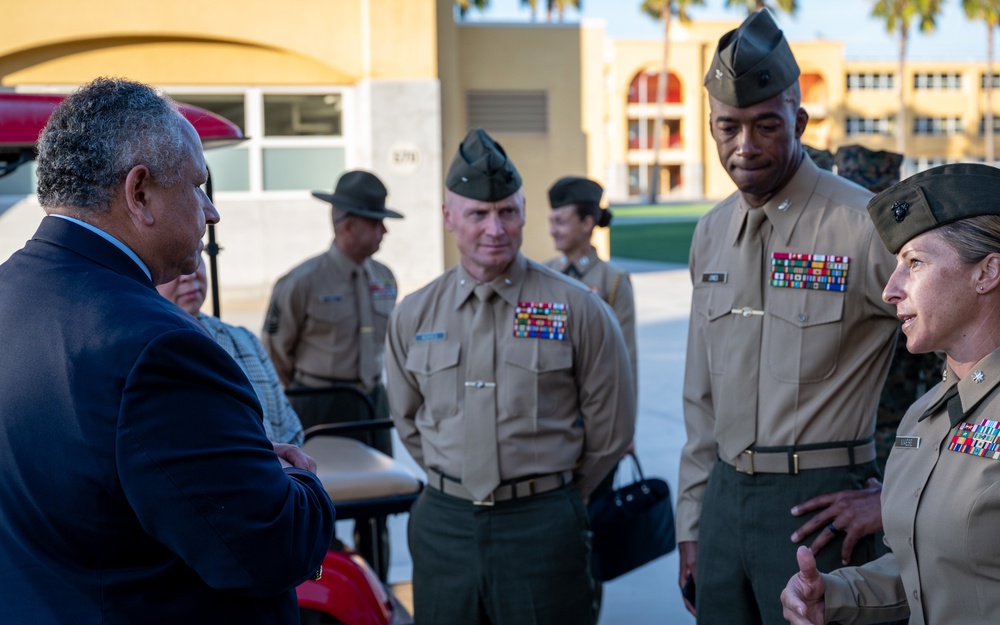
[262,170,402,407]
[782,163,1000,625]
[386,128,634,625]
[262,169,402,580]
[678,11,899,624]
[544,176,637,388]
[264,243,396,391]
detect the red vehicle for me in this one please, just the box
[0,91,419,625]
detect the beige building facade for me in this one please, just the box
[1,1,997,302]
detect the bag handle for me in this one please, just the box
[612,452,651,505]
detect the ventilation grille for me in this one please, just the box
[467,90,548,134]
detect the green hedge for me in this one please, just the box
[609,203,713,265]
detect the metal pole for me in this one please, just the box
[205,168,222,318]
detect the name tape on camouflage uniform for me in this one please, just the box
[770,252,850,292]
[514,301,568,341]
[949,419,1000,459]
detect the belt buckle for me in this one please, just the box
[473,492,496,506]
[736,449,755,475]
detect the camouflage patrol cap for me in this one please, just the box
[705,9,800,108]
[548,176,603,208]
[445,128,522,201]
[867,163,1000,254]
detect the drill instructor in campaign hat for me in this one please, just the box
[385,128,635,625]
[676,10,900,623]
[262,169,402,577]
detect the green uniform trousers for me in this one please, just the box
[696,459,880,625]
[408,485,594,625]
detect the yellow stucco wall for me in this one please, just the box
[437,21,603,267]
[0,0,436,86]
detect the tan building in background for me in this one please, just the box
[1,0,998,304]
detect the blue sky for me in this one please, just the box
[459,0,993,61]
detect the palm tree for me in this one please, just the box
[640,0,705,203]
[521,0,582,22]
[723,0,797,14]
[549,0,583,21]
[871,0,943,172]
[455,0,490,19]
[964,0,1000,164]
[521,0,541,21]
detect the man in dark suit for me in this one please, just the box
[0,78,335,624]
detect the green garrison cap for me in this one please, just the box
[548,176,603,208]
[446,128,522,201]
[867,163,1000,254]
[705,9,800,108]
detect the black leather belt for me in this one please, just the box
[427,468,572,506]
[720,439,876,475]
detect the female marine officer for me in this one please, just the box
[781,162,1000,625]
[544,176,637,385]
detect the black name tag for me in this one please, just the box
[894,436,920,449]
[702,272,727,284]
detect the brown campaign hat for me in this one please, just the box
[867,163,1000,254]
[705,9,800,108]
[312,170,403,219]
[445,128,522,201]
[548,176,603,208]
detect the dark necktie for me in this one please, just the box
[918,383,965,426]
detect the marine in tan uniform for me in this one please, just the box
[676,11,899,624]
[386,129,635,625]
[782,163,1000,625]
[545,176,637,387]
[261,169,402,578]
[263,169,402,435]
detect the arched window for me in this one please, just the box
[799,73,827,105]
[628,70,683,104]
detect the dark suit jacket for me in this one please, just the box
[0,217,335,624]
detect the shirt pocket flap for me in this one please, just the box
[405,340,461,375]
[768,292,845,328]
[697,286,736,323]
[504,340,573,373]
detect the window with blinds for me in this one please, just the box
[466,91,548,134]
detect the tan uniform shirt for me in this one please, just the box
[677,156,899,542]
[385,253,635,497]
[263,244,397,391]
[545,248,638,391]
[825,349,1000,625]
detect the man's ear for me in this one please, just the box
[442,202,455,233]
[794,107,809,139]
[123,164,156,226]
